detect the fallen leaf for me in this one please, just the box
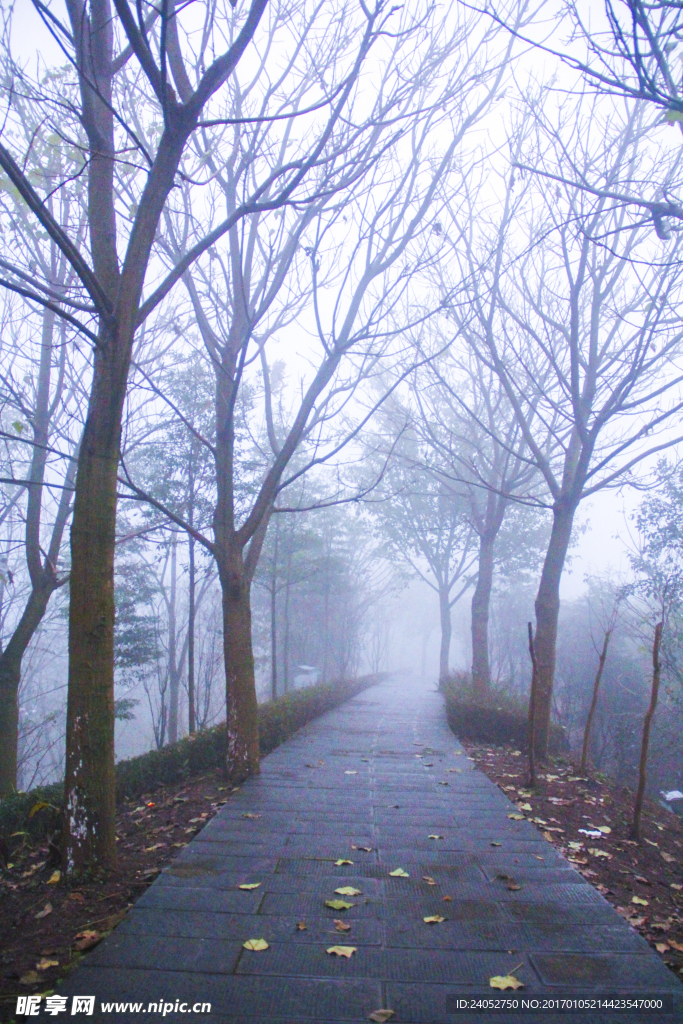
[19,972,41,986]
[352,845,373,852]
[74,930,101,951]
[242,812,261,819]
[46,870,60,884]
[631,896,649,906]
[326,945,356,957]
[368,1011,395,1023]
[144,843,164,852]
[389,868,409,877]
[668,938,683,951]
[490,974,524,990]
[335,887,362,896]
[588,848,612,859]
[36,958,59,971]
[427,834,444,840]
[334,919,351,932]
[507,813,525,821]
[597,826,611,834]
[325,899,353,910]
[517,803,532,811]
[243,938,269,951]
[533,855,544,861]
[542,832,555,842]
[671,883,683,891]
[442,895,453,901]
[35,903,52,919]
[644,838,659,847]
[661,851,676,864]
[422,762,434,767]
[656,942,670,953]
[335,859,354,866]
[650,920,671,932]
[423,914,446,924]
[422,876,437,885]
[511,750,522,757]
[296,922,307,931]
[238,883,261,890]
[568,841,584,851]
[344,771,358,775]
[634,875,651,884]
[490,841,502,847]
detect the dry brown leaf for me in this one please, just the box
[656,942,670,953]
[334,919,351,932]
[661,851,676,864]
[36,958,59,971]
[296,922,307,931]
[668,938,683,951]
[442,894,453,901]
[74,930,101,951]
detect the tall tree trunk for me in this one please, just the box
[188,532,196,734]
[438,585,452,681]
[168,533,179,743]
[0,584,54,796]
[63,348,124,875]
[471,531,496,696]
[270,518,279,701]
[283,570,291,694]
[632,621,663,842]
[532,499,577,759]
[219,544,260,781]
[580,628,612,773]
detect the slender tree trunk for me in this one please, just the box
[168,533,179,744]
[219,543,260,781]
[632,621,663,842]
[188,532,196,734]
[63,348,125,875]
[527,622,538,787]
[532,500,577,759]
[0,584,54,796]
[471,531,496,696]
[438,585,452,681]
[271,518,279,701]
[283,571,291,694]
[580,629,612,774]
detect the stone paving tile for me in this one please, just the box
[56,678,683,1022]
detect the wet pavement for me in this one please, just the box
[58,676,682,1022]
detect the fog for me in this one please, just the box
[1,0,683,851]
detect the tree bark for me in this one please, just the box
[532,499,577,759]
[0,584,54,796]
[220,544,260,781]
[438,585,452,681]
[471,531,496,696]
[632,621,663,842]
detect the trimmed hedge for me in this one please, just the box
[442,671,567,752]
[0,674,383,852]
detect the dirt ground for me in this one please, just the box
[463,742,683,978]
[0,769,234,1021]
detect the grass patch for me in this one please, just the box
[442,671,567,752]
[0,674,383,854]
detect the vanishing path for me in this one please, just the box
[62,678,681,1022]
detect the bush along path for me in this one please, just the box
[18,675,679,1023]
[0,676,382,1021]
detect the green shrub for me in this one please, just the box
[0,674,384,853]
[442,671,567,752]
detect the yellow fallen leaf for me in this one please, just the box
[507,813,525,821]
[334,919,351,932]
[517,789,533,798]
[326,945,356,957]
[335,859,354,866]
[656,942,670,953]
[325,899,353,910]
[568,841,584,851]
[335,887,362,896]
[490,974,524,990]
[427,835,444,840]
[368,1011,394,1023]
[36,958,59,971]
[644,838,658,847]
[631,896,649,906]
[46,870,60,885]
[243,938,269,951]
[542,831,555,842]
[423,915,446,924]
[238,883,261,890]
[661,851,676,864]
[597,826,611,834]
[671,883,682,891]
[35,903,52,919]
[144,843,164,852]
[517,803,532,811]
[588,848,612,859]
[389,868,409,877]
[668,938,683,951]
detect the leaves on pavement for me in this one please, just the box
[326,944,356,957]
[335,887,362,896]
[243,938,269,951]
[389,868,409,877]
[325,899,353,910]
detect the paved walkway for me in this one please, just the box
[61,678,681,1022]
